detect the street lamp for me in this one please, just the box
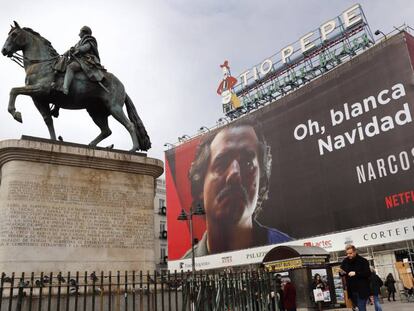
[163,142,174,149]
[217,117,229,126]
[177,204,205,273]
[199,126,210,133]
[178,134,191,143]
[374,29,387,40]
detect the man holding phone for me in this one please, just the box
[339,245,371,311]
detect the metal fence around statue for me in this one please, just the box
[0,270,280,311]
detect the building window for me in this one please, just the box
[159,198,165,208]
[160,221,166,232]
[158,199,166,215]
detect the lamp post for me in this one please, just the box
[374,29,387,40]
[217,117,229,125]
[178,134,191,143]
[177,204,205,273]
[163,142,174,149]
[199,126,210,133]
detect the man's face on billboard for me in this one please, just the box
[202,125,260,225]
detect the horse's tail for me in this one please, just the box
[125,93,151,151]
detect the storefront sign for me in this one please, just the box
[265,256,327,272]
[168,217,414,271]
[265,258,302,271]
[302,257,328,266]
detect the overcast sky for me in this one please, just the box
[0,0,413,163]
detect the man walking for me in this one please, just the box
[283,278,297,311]
[370,267,383,311]
[340,245,371,311]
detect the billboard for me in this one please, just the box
[166,32,414,269]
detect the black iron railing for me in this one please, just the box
[0,270,280,311]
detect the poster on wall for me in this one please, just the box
[166,33,414,263]
[331,265,346,304]
[311,269,331,302]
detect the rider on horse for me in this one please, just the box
[59,26,105,95]
[2,21,151,151]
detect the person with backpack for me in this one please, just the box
[369,267,383,311]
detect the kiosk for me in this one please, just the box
[263,245,342,310]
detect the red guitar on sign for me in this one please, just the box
[217,60,241,111]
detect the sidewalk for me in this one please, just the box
[369,299,413,310]
[332,299,413,310]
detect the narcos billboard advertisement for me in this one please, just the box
[166,33,414,267]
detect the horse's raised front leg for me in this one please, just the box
[8,85,42,123]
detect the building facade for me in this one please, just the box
[154,178,168,271]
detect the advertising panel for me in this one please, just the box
[166,33,414,268]
[311,269,331,302]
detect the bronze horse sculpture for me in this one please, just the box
[1,22,151,151]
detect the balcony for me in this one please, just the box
[158,206,167,216]
[159,230,167,239]
[159,255,168,264]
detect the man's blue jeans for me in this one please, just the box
[372,295,383,311]
[352,293,367,311]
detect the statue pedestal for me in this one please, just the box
[0,137,163,273]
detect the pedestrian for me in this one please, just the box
[268,290,277,311]
[312,273,327,311]
[384,273,396,302]
[369,267,383,311]
[283,278,297,311]
[339,244,371,311]
[275,274,285,311]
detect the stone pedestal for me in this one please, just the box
[0,137,163,273]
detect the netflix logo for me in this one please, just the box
[385,190,414,209]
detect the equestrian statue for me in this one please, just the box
[1,21,151,152]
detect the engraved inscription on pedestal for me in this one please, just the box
[0,139,163,273]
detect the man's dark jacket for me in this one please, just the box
[340,254,371,299]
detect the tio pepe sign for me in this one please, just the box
[219,4,373,118]
[238,4,364,87]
